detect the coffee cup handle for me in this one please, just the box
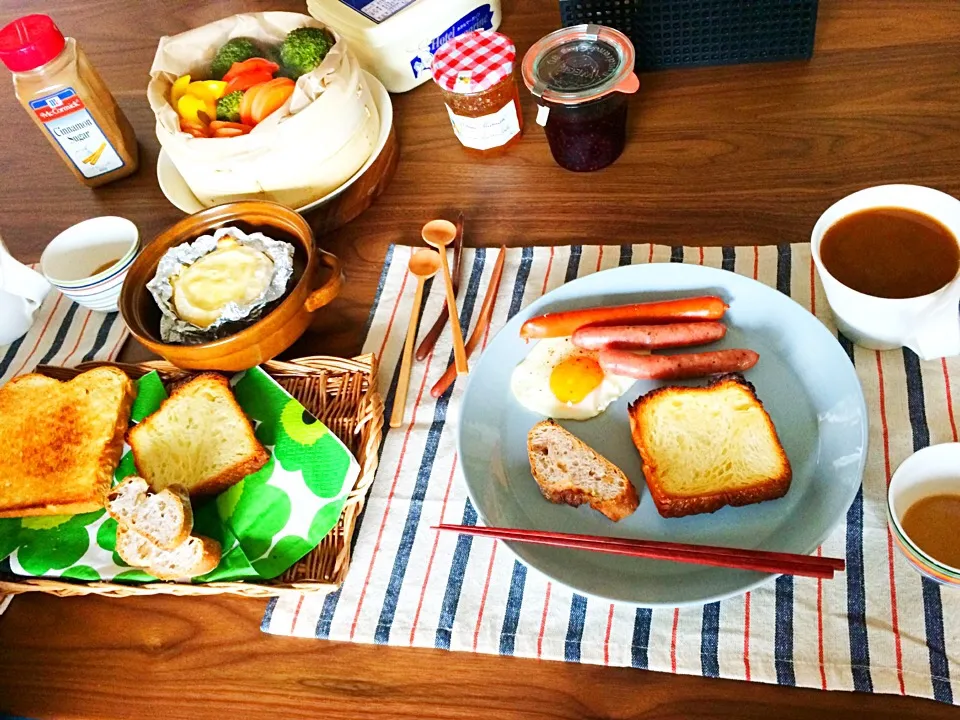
[908,293,960,361]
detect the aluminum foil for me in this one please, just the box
[147,226,294,344]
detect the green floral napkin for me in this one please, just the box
[0,367,359,583]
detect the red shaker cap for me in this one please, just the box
[0,15,66,73]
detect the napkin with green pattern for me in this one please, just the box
[0,367,359,583]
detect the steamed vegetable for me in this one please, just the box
[223,58,279,94]
[210,37,262,80]
[279,27,334,79]
[216,90,244,122]
[209,121,253,138]
[240,78,295,126]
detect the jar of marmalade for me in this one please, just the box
[522,25,639,172]
[431,30,522,156]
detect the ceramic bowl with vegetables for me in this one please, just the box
[147,11,380,209]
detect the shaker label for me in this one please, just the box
[445,99,520,151]
[29,88,124,179]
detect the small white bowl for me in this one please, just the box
[40,216,139,313]
[157,70,393,215]
[888,442,960,585]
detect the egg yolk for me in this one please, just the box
[549,355,605,404]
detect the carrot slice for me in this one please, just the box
[249,78,295,125]
[209,121,253,137]
[213,127,247,138]
[239,84,263,126]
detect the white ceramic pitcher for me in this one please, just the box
[0,235,51,346]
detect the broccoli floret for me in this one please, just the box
[279,27,335,79]
[210,37,262,80]
[216,90,244,122]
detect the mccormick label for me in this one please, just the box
[29,88,124,178]
[409,4,495,80]
[337,0,417,22]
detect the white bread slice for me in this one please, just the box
[0,367,134,518]
[527,419,640,522]
[106,476,193,550]
[115,526,221,581]
[128,373,268,497]
[628,373,792,518]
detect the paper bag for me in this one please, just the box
[148,11,380,209]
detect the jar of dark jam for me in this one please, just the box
[522,25,639,172]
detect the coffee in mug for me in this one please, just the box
[812,185,960,360]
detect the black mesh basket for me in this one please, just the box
[558,0,818,71]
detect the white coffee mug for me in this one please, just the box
[811,184,960,360]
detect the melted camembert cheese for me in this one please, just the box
[171,236,274,328]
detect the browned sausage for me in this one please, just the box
[572,322,727,351]
[520,296,729,339]
[599,349,760,380]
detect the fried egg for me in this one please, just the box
[510,337,636,420]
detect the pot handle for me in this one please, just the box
[304,249,343,313]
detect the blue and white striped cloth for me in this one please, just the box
[0,283,128,387]
[263,244,958,705]
[0,279,129,614]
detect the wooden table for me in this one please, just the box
[2,1,959,717]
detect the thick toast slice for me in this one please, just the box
[0,367,135,518]
[527,419,640,522]
[627,374,791,518]
[128,373,268,497]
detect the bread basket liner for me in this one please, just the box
[148,11,380,209]
[0,355,382,596]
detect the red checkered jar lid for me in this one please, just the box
[431,30,516,94]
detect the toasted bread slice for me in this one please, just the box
[628,374,792,518]
[115,526,221,581]
[106,476,193,550]
[0,367,134,518]
[128,373,268,497]
[527,419,640,522]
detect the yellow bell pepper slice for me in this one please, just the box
[170,74,191,109]
[178,93,215,126]
[187,80,228,103]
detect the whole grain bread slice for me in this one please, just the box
[106,476,193,550]
[627,373,792,518]
[127,373,268,497]
[115,526,221,581]
[527,419,640,522]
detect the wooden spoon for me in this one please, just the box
[422,219,468,375]
[390,249,441,428]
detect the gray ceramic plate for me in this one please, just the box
[458,263,867,607]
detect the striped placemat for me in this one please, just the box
[262,244,958,705]
[0,282,129,615]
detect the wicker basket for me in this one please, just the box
[0,355,383,598]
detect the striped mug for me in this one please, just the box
[41,216,139,313]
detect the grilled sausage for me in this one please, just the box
[598,349,759,380]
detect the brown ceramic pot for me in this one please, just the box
[120,201,342,371]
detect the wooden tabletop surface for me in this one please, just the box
[2,0,960,718]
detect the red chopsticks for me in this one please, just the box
[434,524,845,579]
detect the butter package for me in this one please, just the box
[147,226,294,344]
